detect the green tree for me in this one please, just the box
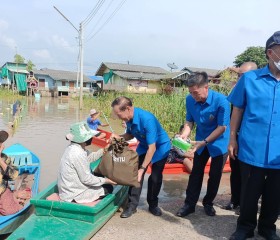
[27,60,35,71]
[234,46,267,68]
[14,54,25,64]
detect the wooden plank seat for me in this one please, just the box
[46,193,101,207]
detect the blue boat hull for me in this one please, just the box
[0,144,41,235]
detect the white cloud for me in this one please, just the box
[0,34,17,50]
[51,35,77,53]
[25,31,39,42]
[33,49,51,59]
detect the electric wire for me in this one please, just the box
[85,0,114,39]
[86,0,127,42]
[83,0,105,27]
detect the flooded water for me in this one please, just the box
[0,97,125,190]
[0,96,230,200]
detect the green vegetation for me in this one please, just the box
[0,88,20,97]
[83,92,187,135]
[234,46,267,68]
[210,69,235,96]
[14,54,36,71]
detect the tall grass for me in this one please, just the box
[83,92,187,135]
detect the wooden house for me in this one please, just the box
[33,68,92,97]
[95,62,169,94]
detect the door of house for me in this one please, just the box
[69,82,74,89]
[39,79,45,88]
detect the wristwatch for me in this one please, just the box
[203,139,209,145]
[140,165,146,170]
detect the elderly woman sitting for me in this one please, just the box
[58,122,116,203]
[0,130,31,216]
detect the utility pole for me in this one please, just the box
[79,22,84,110]
[53,6,84,109]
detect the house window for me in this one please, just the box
[39,78,45,87]
[62,81,66,86]
[83,82,87,87]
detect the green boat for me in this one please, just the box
[8,159,129,240]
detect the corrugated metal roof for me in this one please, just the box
[33,68,91,82]
[6,67,29,74]
[113,70,167,80]
[159,71,190,80]
[182,67,221,77]
[96,62,168,76]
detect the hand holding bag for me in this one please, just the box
[94,138,140,187]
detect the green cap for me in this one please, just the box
[66,121,97,143]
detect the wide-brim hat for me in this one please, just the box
[66,121,98,143]
[90,109,98,115]
[0,130,9,143]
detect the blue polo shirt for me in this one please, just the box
[126,107,170,163]
[186,89,230,157]
[228,65,280,169]
[87,117,101,130]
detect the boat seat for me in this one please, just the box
[10,154,33,166]
[46,193,100,207]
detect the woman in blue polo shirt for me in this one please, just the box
[111,96,170,218]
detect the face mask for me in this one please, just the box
[274,61,280,71]
[271,50,280,71]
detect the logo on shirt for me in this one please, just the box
[209,114,215,121]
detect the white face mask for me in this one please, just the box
[271,49,280,71]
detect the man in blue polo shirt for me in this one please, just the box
[176,72,230,217]
[111,96,170,218]
[228,31,280,240]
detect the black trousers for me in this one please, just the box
[127,154,167,210]
[236,161,280,234]
[229,157,241,205]
[185,147,228,207]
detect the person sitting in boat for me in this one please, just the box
[167,125,194,172]
[86,109,109,140]
[58,121,116,203]
[0,130,31,216]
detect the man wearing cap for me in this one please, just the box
[228,31,280,240]
[87,109,108,139]
[58,122,116,203]
[111,96,170,218]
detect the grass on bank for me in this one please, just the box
[83,91,187,136]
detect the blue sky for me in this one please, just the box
[0,0,278,75]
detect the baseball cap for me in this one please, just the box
[266,31,280,52]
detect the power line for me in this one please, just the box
[86,0,114,39]
[86,0,127,42]
[83,0,105,27]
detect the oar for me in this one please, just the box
[101,112,114,133]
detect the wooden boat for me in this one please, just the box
[91,128,138,150]
[8,159,129,240]
[0,143,40,235]
[146,157,231,174]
